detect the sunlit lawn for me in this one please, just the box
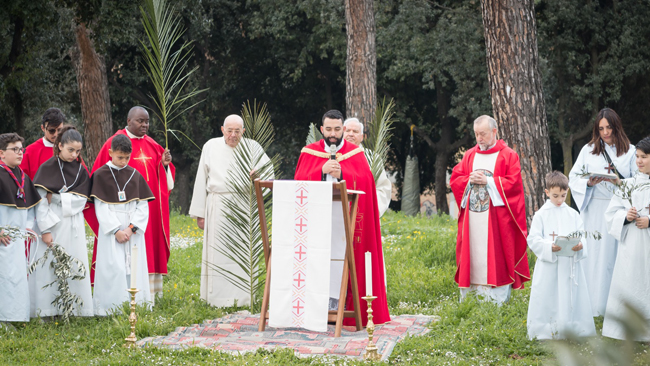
[1,211,649,364]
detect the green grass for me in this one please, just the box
[2,211,649,364]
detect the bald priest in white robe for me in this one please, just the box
[343,118,392,216]
[189,115,272,307]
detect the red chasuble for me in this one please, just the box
[20,137,99,235]
[450,140,530,289]
[294,139,390,326]
[90,129,176,283]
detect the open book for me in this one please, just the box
[586,172,618,180]
[554,236,580,257]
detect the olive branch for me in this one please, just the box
[1,225,86,324]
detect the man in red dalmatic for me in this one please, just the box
[20,108,99,239]
[294,110,390,326]
[450,115,530,304]
[91,106,175,299]
[21,108,64,179]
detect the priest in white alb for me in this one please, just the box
[450,115,530,304]
[189,115,272,307]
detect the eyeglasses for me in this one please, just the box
[2,147,25,154]
[46,128,58,134]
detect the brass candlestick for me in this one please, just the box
[362,295,381,361]
[124,288,139,348]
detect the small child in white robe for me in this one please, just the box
[0,133,42,322]
[32,125,93,317]
[527,171,596,340]
[91,134,155,315]
[603,137,650,341]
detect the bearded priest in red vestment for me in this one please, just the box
[20,108,99,239]
[91,106,175,299]
[450,115,530,304]
[294,110,390,326]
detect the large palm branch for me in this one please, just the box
[140,0,207,148]
[212,101,280,312]
[363,98,396,182]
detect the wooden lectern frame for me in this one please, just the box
[254,179,363,337]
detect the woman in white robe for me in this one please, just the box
[527,198,595,340]
[92,161,153,315]
[31,126,93,317]
[568,108,636,316]
[603,140,650,341]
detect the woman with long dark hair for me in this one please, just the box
[568,108,636,316]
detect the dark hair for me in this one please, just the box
[111,134,132,153]
[322,110,344,124]
[589,108,631,157]
[0,133,24,151]
[53,125,83,158]
[545,170,569,191]
[636,136,650,155]
[42,108,65,128]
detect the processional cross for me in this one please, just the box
[134,148,152,181]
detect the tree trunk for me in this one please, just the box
[344,0,376,128]
[72,22,113,168]
[480,0,552,226]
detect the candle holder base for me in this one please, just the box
[362,295,381,361]
[124,288,139,349]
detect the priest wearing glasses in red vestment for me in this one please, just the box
[450,115,530,304]
[91,106,175,300]
[294,109,390,326]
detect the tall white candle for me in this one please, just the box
[365,251,372,296]
[130,245,138,289]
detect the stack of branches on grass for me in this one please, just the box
[1,225,86,324]
[140,0,207,148]
[212,101,281,312]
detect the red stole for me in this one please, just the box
[294,140,391,326]
[90,129,175,283]
[450,140,530,289]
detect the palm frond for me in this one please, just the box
[305,122,323,146]
[139,0,208,148]
[209,100,281,312]
[365,98,396,182]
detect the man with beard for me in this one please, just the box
[294,110,390,326]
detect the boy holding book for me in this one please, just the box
[526,171,596,340]
[91,135,154,315]
[0,133,41,322]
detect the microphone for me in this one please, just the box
[330,144,337,160]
